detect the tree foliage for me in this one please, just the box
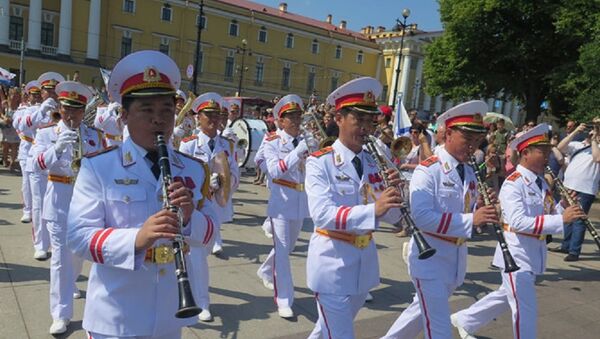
[423,0,600,122]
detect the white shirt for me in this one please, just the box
[563,141,600,195]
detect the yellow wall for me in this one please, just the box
[1,0,380,100]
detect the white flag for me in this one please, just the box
[0,67,16,85]
[99,68,111,88]
[393,95,411,137]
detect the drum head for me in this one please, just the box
[231,118,268,167]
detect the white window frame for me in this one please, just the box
[311,39,319,54]
[356,50,364,64]
[159,37,170,55]
[123,0,136,13]
[285,33,294,49]
[229,20,239,37]
[335,45,342,59]
[258,26,267,43]
[161,4,172,22]
[196,14,207,29]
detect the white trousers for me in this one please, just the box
[382,278,458,339]
[256,218,302,308]
[307,292,368,339]
[192,246,210,309]
[453,270,537,339]
[30,172,49,252]
[88,328,181,339]
[47,219,83,320]
[19,161,32,215]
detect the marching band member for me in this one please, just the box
[179,92,240,322]
[31,80,104,334]
[450,123,586,339]
[255,94,309,318]
[305,77,403,338]
[254,126,279,238]
[382,100,499,339]
[15,76,57,224]
[94,99,124,147]
[67,50,216,338]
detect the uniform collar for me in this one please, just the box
[438,147,461,174]
[516,164,541,187]
[332,139,365,167]
[122,138,184,169]
[277,129,300,145]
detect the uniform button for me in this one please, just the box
[123,195,130,203]
[159,268,166,276]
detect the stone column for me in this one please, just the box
[422,93,431,113]
[487,98,495,112]
[389,50,401,106]
[58,0,72,55]
[412,57,424,110]
[434,95,443,113]
[86,0,101,60]
[399,54,412,101]
[0,0,10,46]
[27,0,42,51]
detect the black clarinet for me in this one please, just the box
[156,133,202,318]
[469,156,520,273]
[545,166,600,252]
[365,136,436,259]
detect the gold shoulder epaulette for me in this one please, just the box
[174,150,205,165]
[181,135,198,143]
[507,171,522,182]
[311,146,333,158]
[39,122,57,129]
[84,145,118,158]
[87,125,101,132]
[420,155,439,167]
[266,134,280,142]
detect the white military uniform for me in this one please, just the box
[14,104,38,221]
[32,120,105,322]
[305,139,400,338]
[179,130,239,310]
[254,130,278,237]
[256,128,309,310]
[452,164,564,339]
[383,147,478,339]
[94,103,124,146]
[67,138,217,337]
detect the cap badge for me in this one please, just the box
[143,66,161,82]
[68,91,79,100]
[363,91,375,105]
[473,113,483,123]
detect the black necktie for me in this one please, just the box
[456,163,465,183]
[352,156,363,179]
[292,138,299,148]
[208,138,215,152]
[145,151,161,180]
[536,177,543,191]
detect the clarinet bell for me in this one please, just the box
[175,279,201,318]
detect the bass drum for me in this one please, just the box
[231,118,268,168]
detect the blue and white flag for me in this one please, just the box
[393,95,411,137]
[100,68,111,88]
[0,67,16,86]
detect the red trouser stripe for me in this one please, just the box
[315,293,333,339]
[508,272,521,339]
[416,279,432,339]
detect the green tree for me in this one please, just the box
[423,0,600,122]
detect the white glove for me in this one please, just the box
[295,139,309,158]
[107,102,122,116]
[55,130,78,154]
[209,173,221,191]
[40,98,58,116]
[222,127,236,139]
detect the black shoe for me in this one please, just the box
[564,254,579,262]
[548,246,568,254]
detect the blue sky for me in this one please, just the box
[251,0,442,32]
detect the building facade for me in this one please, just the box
[0,0,380,101]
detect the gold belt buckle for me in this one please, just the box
[538,235,546,241]
[297,183,305,192]
[154,245,174,264]
[456,238,466,246]
[354,235,370,249]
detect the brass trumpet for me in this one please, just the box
[69,120,84,174]
[301,108,336,153]
[374,126,412,159]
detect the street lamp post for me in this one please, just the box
[391,8,412,109]
[191,0,204,95]
[236,38,249,97]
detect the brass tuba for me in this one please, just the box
[300,107,336,153]
[210,151,231,207]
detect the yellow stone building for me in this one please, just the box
[0,0,381,101]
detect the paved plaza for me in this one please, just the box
[1,166,599,339]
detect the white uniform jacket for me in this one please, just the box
[493,165,564,274]
[94,105,125,146]
[31,121,105,221]
[305,140,400,295]
[179,130,240,223]
[14,105,40,161]
[66,138,217,337]
[263,129,308,220]
[408,148,478,286]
